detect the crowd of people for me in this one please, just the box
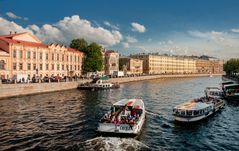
[100,104,141,127]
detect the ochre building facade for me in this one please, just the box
[0,32,84,79]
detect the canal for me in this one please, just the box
[0,76,239,150]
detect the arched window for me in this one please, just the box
[0,60,5,70]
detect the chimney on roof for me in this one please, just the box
[15,31,17,34]
[10,31,12,35]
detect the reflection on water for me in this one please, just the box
[0,76,239,150]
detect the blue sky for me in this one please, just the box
[1,0,239,58]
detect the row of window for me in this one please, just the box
[13,50,81,62]
[12,63,81,71]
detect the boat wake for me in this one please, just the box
[64,137,151,151]
[145,110,161,117]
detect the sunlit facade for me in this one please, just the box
[0,32,84,79]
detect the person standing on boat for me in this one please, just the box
[111,103,115,115]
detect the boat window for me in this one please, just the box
[180,110,186,115]
[194,110,199,116]
[186,110,193,116]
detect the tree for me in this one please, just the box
[223,58,239,75]
[70,38,88,52]
[70,39,104,73]
[83,42,103,72]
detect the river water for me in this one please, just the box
[0,76,239,151]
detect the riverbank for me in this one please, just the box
[108,73,223,83]
[0,73,222,99]
[0,80,90,99]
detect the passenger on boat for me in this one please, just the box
[101,112,111,123]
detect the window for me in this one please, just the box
[19,50,23,59]
[57,54,59,61]
[70,56,72,62]
[33,64,36,70]
[62,55,64,61]
[62,64,64,70]
[78,65,80,70]
[52,64,54,70]
[75,65,77,70]
[52,54,54,60]
[19,63,23,70]
[46,64,49,70]
[13,50,17,58]
[75,56,77,62]
[66,65,69,71]
[67,56,69,62]
[27,63,31,70]
[57,64,60,70]
[40,53,43,60]
[33,52,36,59]
[27,51,31,59]
[0,60,5,70]
[70,65,72,70]
[46,53,48,60]
[13,63,17,70]
[40,64,43,70]
[78,56,80,62]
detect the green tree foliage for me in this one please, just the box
[223,58,239,75]
[70,39,103,73]
[70,38,88,53]
[83,42,103,72]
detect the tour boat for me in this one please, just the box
[97,98,146,136]
[173,97,225,123]
[223,84,239,101]
[78,77,120,90]
[221,81,234,91]
[204,87,223,99]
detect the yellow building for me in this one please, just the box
[104,50,119,75]
[196,59,224,74]
[131,54,197,74]
[119,57,143,75]
[0,32,84,80]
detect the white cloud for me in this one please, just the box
[0,17,32,35]
[0,15,123,47]
[104,21,119,30]
[6,12,28,21]
[231,28,239,33]
[126,36,138,43]
[131,22,146,33]
[122,42,129,48]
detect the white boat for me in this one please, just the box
[205,87,223,99]
[78,77,120,90]
[97,98,146,136]
[173,97,225,123]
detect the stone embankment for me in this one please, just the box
[108,73,222,83]
[0,80,90,99]
[0,74,222,99]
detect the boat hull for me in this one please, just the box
[224,95,239,101]
[174,111,214,123]
[97,113,145,136]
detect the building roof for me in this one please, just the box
[0,32,84,54]
[0,37,48,48]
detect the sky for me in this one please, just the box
[1,0,239,59]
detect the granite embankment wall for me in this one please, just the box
[0,74,222,99]
[0,80,90,99]
[108,74,222,83]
